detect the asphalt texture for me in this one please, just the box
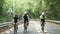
[2,21,60,34]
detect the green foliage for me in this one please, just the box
[45,0,60,20]
[0,0,60,23]
[0,0,13,23]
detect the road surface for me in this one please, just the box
[2,21,60,34]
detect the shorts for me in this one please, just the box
[41,19,45,26]
[41,19,45,22]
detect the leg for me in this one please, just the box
[14,29,17,34]
[14,24,17,34]
[41,24,44,32]
[24,23,27,30]
[25,23,27,31]
[24,23,27,32]
[42,26,44,32]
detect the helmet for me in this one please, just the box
[24,11,27,14]
[42,12,45,15]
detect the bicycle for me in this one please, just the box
[14,23,18,34]
[41,22,45,32]
[24,22,29,32]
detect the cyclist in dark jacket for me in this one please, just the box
[22,12,29,32]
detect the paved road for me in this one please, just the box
[2,21,60,34]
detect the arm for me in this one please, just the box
[27,15,29,22]
[22,14,24,23]
[40,15,42,24]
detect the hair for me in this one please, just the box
[15,14,17,16]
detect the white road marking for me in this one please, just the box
[46,33,50,34]
[6,31,10,33]
[44,30,47,32]
[6,29,13,34]
[4,24,23,34]
[9,28,13,31]
[37,30,41,32]
[38,33,50,34]
[3,21,50,34]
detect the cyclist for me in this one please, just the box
[40,12,46,32]
[13,15,19,34]
[22,11,29,32]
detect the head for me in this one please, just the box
[24,11,27,14]
[24,11,27,15]
[15,15,17,17]
[42,12,45,15]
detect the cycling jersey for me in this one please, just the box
[23,14,28,23]
[14,16,18,23]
